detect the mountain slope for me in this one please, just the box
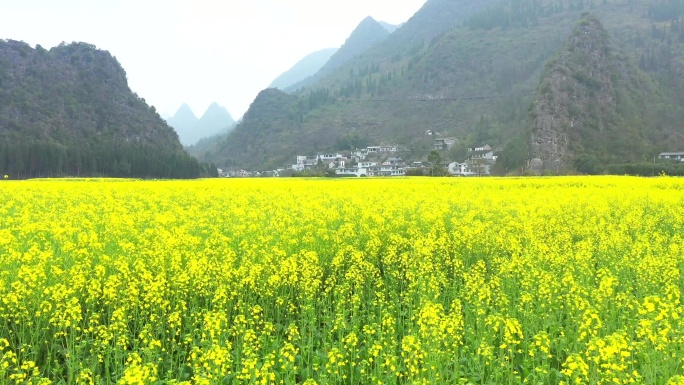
[208,0,684,171]
[390,0,492,46]
[203,89,301,169]
[0,40,201,178]
[270,48,338,90]
[287,17,390,92]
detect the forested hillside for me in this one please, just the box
[0,40,202,178]
[206,0,684,172]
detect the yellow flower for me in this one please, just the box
[1,177,684,383]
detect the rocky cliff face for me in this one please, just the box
[529,14,616,172]
[527,12,669,173]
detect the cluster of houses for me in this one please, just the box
[289,142,501,177]
[217,147,681,178]
[291,145,407,177]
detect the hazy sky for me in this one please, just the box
[0,0,427,119]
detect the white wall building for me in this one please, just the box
[336,167,370,177]
[468,144,493,152]
[359,161,379,168]
[659,152,684,162]
[448,161,492,176]
[318,153,345,161]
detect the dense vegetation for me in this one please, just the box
[206,0,684,172]
[0,40,201,179]
[3,177,684,383]
[0,140,206,179]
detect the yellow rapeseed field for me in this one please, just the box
[1,177,684,384]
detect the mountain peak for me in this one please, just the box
[173,103,196,118]
[349,16,387,38]
[202,102,223,117]
[359,16,379,25]
[200,102,234,124]
[167,102,235,146]
[316,16,389,75]
[0,40,199,178]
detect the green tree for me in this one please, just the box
[448,143,468,162]
[574,153,603,175]
[427,150,443,176]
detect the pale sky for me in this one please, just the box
[0,0,427,119]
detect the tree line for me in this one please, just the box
[0,138,208,179]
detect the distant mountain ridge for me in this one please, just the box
[166,102,235,146]
[270,48,338,90]
[0,40,201,178]
[287,16,391,92]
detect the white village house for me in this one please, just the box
[659,152,684,162]
[368,165,405,177]
[359,161,379,168]
[367,145,398,153]
[225,169,251,178]
[383,157,404,166]
[448,160,492,176]
[448,144,499,176]
[318,153,345,161]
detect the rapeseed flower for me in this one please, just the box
[0,177,683,383]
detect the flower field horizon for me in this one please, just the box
[1,177,684,384]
